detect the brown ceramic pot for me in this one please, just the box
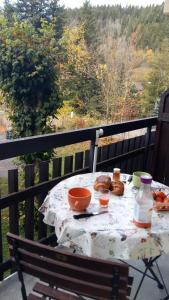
[68,187,91,211]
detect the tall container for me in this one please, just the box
[133,175,153,228]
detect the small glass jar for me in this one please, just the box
[113,168,120,181]
[98,189,110,208]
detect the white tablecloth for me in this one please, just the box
[39,172,169,260]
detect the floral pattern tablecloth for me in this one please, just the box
[39,172,169,260]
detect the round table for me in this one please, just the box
[40,172,169,260]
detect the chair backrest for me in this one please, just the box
[7,233,132,300]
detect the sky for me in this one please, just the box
[0,0,164,9]
[60,0,164,9]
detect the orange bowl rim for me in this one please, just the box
[68,187,91,198]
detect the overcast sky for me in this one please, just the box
[0,0,164,9]
[60,0,164,9]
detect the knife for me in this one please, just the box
[73,211,108,220]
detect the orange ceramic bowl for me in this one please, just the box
[68,187,91,211]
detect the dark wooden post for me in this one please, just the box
[64,156,73,175]
[89,139,95,172]
[8,169,19,235]
[75,152,84,171]
[0,190,3,280]
[84,150,90,168]
[153,89,169,184]
[38,161,49,240]
[52,157,62,178]
[143,126,152,171]
[25,164,35,240]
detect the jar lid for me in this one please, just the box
[140,175,152,184]
[113,168,120,173]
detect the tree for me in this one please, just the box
[0,17,61,162]
[97,31,142,123]
[3,0,15,23]
[4,0,65,39]
[59,24,102,116]
[141,39,169,116]
[80,0,97,49]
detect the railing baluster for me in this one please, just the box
[84,150,90,168]
[100,145,109,171]
[75,152,84,171]
[8,169,19,235]
[121,140,128,173]
[115,141,123,170]
[25,165,35,240]
[107,143,117,172]
[143,126,152,171]
[97,146,101,164]
[64,156,73,174]
[38,161,49,240]
[89,139,95,172]
[52,157,62,178]
[0,192,3,280]
[128,138,135,174]
[132,137,139,171]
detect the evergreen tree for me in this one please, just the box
[0,18,62,162]
[80,0,97,49]
[4,0,15,23]
[5,0,65,39]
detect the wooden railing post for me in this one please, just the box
[25,165,35,240]
[52,158,62,178]
[64,156,73,175]
[38,161,49,240]
[143,126,152,171]
[8,169,19,235]
[89,139,95,172]
[0,190,3,280]
[75,152,84,171]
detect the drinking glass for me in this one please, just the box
[98,189,110,208]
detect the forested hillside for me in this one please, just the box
[66,4,168,50]
[63,3,169,122]
[0,0,169,144]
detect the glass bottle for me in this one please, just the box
[133,175,153,228]
[113,168,120,181]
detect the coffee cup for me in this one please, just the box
[132,171,151,188]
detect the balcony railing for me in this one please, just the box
[0,116,157,280]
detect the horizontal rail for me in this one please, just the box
[0,117,157,160]
[0,143,154,210]
[0,167,89,209]
[97,143,154,170]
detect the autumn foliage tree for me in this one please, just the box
[4,0,65,39]
[141,39,169,116]
[59,24,102,116]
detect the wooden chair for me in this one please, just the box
[7,233,133,300]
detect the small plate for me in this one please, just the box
[153,188,169,211]
[154,203,169,211]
